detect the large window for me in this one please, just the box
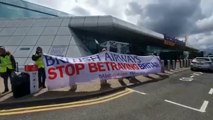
[73,30,129,54]
[74,30,104,54]
[0,3,55,18]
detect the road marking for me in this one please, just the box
[179,72,204,82]
[179,77,193,81]
[208,88,213,95]
[165,99,208,113]
[200,101,209,112]
[193,72,203,76]
[0,89,133,116]
[165,100,201,112]
[197,72,203,74]
[127,88,147,95]
[193,73,200,76]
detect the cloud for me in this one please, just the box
[71,6,90,15]
[126,0,203,37]
[200,0,213,16]
[125,2,143,16]
[188,31,213,50]
[195,15,213,33]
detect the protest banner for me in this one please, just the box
[43,52,161,90]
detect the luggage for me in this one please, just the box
[11,72,31,98]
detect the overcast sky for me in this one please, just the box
[26,0,213,50]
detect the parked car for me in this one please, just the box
[190,57,213,71]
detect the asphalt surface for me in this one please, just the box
[1,70,213,120]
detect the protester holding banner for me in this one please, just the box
[32,47,46,88]
[100,48,108,86]
[0,46,16,94]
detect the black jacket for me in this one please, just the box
[32,52,42,61]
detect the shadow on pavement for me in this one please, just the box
[129,77,141,84]
[100,82,112,90]
[191,69,213,73]
[146,75,161,81]
[0,72,174,109]
[0,90,117,109]
[0,91,12,98]
[69,84,77,92]
[202,71,213,73]
[155,73,169,79]
[118,78,127,86]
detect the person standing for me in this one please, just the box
[32,47,46,88]
[100,48,108,85]
[0,46,16,94]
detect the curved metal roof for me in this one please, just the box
[69,16,197,52]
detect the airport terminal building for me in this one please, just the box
[0,0,198,69]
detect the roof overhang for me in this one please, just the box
[69,16,198,52]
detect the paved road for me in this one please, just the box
[1,70,213,120]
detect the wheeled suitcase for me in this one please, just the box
[11,72,31,98]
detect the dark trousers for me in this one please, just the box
[38,68,46,87]
[0,69,13,91]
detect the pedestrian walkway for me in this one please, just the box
[0,68,188,109]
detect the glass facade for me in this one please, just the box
[73,30,125,54]
[73,29,188,59]
[0,0,70,19]
[0,3,54,18]
[73,29,150,55]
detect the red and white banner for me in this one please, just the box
[43,52,161,90]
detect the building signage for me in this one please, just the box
[164,34,185,46]
[164,40,175,46]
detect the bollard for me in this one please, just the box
[180,59,183,68]
[172,60,175,70]
[189,59,191,67]
[189,59,192,67]
[184,59,186,67]
[188,59,191,67]
[161,60,165,73]
[167,60,171,70]
[176,59,180,69]
[186,59,188,67]
[186,59,189,67]
[183,59,185,67]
